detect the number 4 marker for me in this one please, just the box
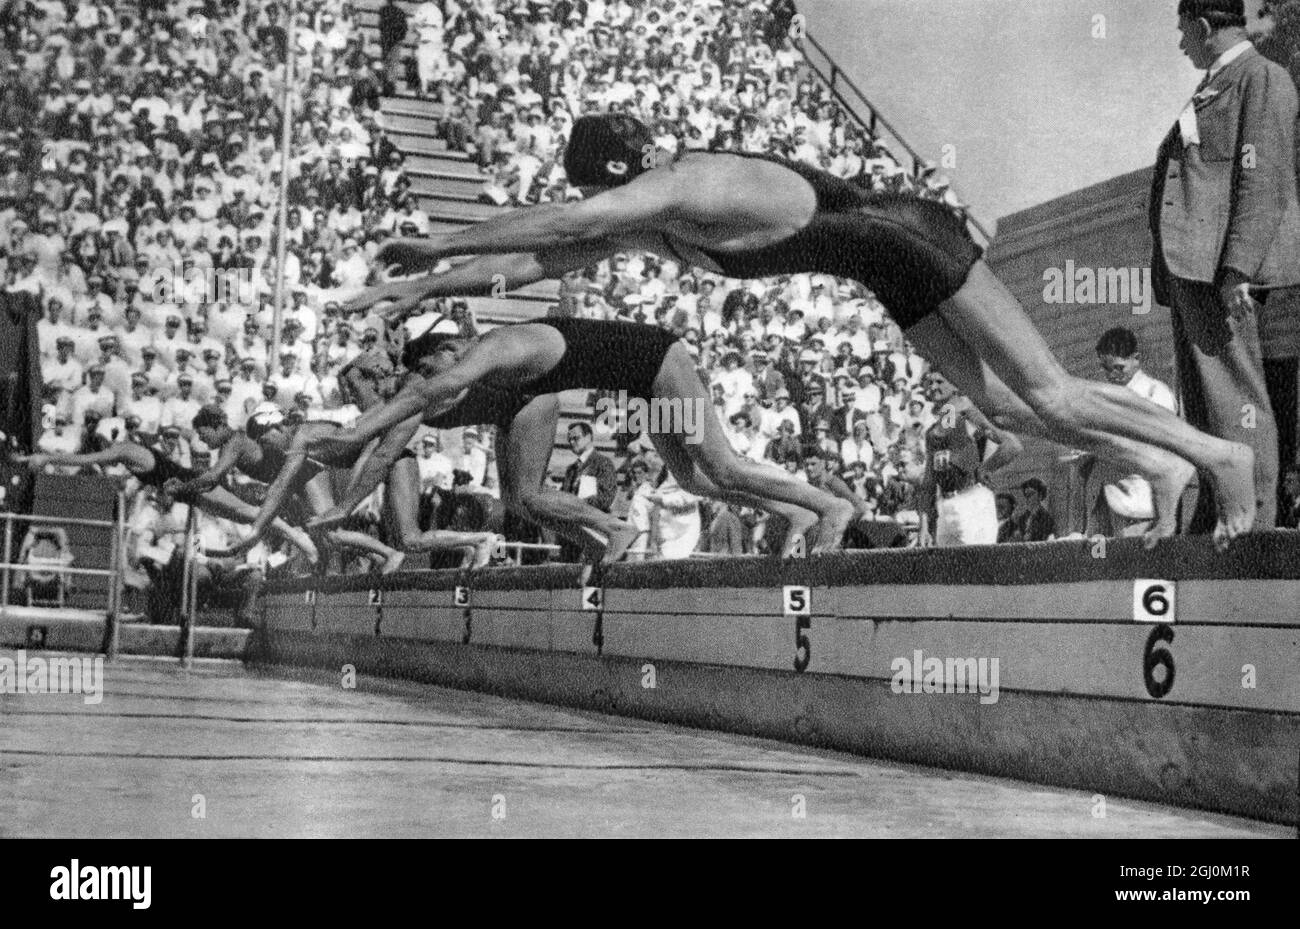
[582,586,603,611]
[1133,580,1175,623]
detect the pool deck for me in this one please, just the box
[0,651,1285,838]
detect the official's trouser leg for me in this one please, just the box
[1170,277,1278,530]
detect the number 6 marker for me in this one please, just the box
[1133,580,1175,623]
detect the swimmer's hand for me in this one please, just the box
[342,277,430,319]
[162,477,185,496]
[373,237,445,274]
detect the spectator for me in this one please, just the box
[1014,478,1056,542]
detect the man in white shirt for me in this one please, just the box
[416,432,454,493]
[69,364,117,426]
[160,373,202,439]
[122,372,164,440]
[42,337,83,407]
[1086,327,1179,537]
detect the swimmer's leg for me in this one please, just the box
[195,486,319,564]
[499,395,638,565]
[906,309,1194,550]
[383,454,496,567]
[650,343,853,553]
[936,263,1254,550]
[303,471,404,574]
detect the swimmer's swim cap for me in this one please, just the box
[563,114,656,188]
[245,409,286,441]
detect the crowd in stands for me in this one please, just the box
[0,0,1048,574]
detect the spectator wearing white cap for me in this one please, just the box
[42,336,83,406]
[269,350,321,413]
[228,356,265,421]
[160,373,202,439]
[70,364,117,427]
[123,372,163,440]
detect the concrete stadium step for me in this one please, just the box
[406,171,484,199]
[405,153,483,179]
[384,113,444,138]
[408,174,483,202]
[388,132,451,156]
[414,195,508,223]
[381,96,447,120]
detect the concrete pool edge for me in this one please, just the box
[246,628,1299,827]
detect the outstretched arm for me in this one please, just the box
[171,436,247,497]
[347,239,622,320]
[243,438,313,541]
[319,413,424,524]
[405,172,681,260]
[14,444,148,472]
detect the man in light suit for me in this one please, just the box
[1150,0,1300,531]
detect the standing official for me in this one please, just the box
[1150,0,1300,531]
[559,422,616,562]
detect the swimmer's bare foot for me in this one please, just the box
[1144,454,1196,551]
[598,522,639,566]
[470,534,498,569]
[380,550,406,575]
[780,507,819,558]
[810,500,856,555]
[283,528,320,564]
[1209,442,1256,552]
[306,508,349,534]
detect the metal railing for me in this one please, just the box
[795,31,993,245]
[494,540,561,566]
[0,496,128,655]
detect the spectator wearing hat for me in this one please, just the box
[70,364,116,427]
[228,356,265,419]
[1152,0,1300,531]
[123,372,163,441]
[152,314,186,370]
[69,303,112,365]
[160,373,201,440]
[42,336,83,412]
[132,344,168,397]
[94,332,133,408]
[36,296,75,360]
[711,347,752,419]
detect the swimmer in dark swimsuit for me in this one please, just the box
[12,441,320,564]
[226,331,643,568]
[176,406,496,573]
[332,113,1256,551]
[310,315,851,555]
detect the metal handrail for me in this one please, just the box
[0,512,120,529]
[0,563,117,577]
[1,495,129,652]
[794,31,993,245]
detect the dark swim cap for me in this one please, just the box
[563,114,655,188]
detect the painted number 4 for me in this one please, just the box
[582,586,603,611]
